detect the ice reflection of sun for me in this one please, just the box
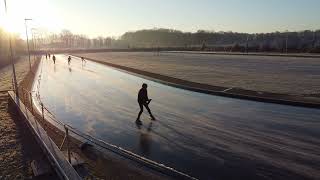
[0,0,62,37]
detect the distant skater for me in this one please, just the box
[52,55,56,64]
[81,57,86,63]
[68,56,71,65]
[48,53,51,58]
[45,53,47,59]
[136,83,155,125]
[81,57,86,66]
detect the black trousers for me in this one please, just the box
[137,102,153,120]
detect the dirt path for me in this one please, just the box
[0,58,36,92]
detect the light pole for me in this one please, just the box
[31,28,37,63]
[245,35,249,54]
[4,0,19,99]
[285,31,288,54]
[313,31,317,50]
[24,18,32,70]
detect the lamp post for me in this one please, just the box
[313,31,317,50]
[285,30,288,54]
[24,18,32,70]
[4,0,19,99]
[31,28,36,63]
[245,35,249,54]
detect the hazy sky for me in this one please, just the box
[1,0,320,38]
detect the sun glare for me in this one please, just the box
[0,0,62,38]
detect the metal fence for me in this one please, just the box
[9,90,82,180]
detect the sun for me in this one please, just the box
[0,0,28,34]
[0,17,22,34]
[0,0,62,38]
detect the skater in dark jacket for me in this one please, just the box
[136,83,155,124]
[68,56,71,65]
[52,55,56,64]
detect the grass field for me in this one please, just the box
[75,52,320,97]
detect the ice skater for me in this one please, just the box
[52,55,56,64]
[136,83,155,125]
[68,56,71,65]
[81,57,86,63]
[81,57,86,65]
[45,53,47,59]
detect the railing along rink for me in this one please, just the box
[24,56,198,180]
[11,87,81,180]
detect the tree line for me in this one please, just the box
[1,27,320,64]
[121,29,320,53]
[0,27,26,67]
[39,28,320,53]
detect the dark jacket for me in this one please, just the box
[138,88,148,104]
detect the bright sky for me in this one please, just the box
[0,0,319,38]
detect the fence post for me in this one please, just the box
[24,91,28,117]
[23,90,28,103]
[65,126,72,164]
[29,92,33,114]
[12,78,15,93]
[41,103,46,129]
[22,88,25,103]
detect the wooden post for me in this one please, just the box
[41,103,46,129]
[65,126,71,164]
[11,79,13,91]
[24,91,28,117]
[22,89,25,103]
[4,0,19,102]
[29,92,33,114]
